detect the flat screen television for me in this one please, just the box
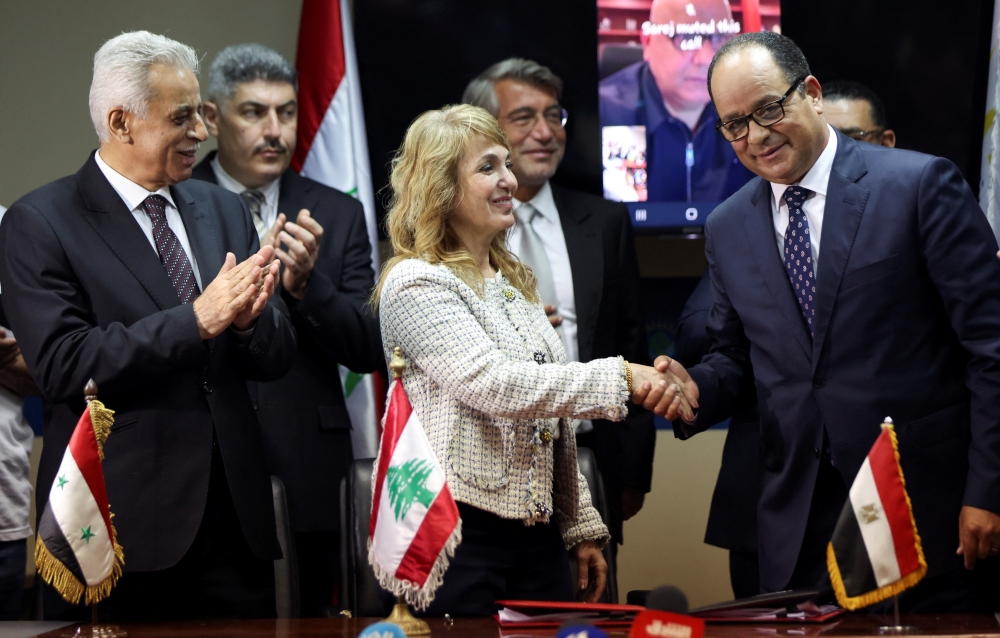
[597,0,781,231]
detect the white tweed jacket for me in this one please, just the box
[379,258,630,548]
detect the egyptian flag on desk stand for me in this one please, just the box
[35,398,124,604]
[369,348,461,610]
[827,419,927,610]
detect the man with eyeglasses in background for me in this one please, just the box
[463,59,656,591]
[636,31,1000,609]
[600,0,753,203]
[822,80,897,148]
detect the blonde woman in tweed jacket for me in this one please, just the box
[375,104,695,615]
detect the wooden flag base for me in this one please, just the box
[384,596,431,636]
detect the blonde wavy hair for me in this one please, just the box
[373,104,538,307]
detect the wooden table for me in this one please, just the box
[20,614,1000,638]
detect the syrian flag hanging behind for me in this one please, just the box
[294,0,382,458]
[369,374,461,610]
[35,401,123,605]
[827,420,927,610]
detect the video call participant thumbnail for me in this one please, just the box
[600,0,753,202]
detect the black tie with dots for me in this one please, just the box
[141,195,200,304]
[782,186,815,338]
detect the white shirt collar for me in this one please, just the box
[513,180,559,224]
[210,154,281,204]
[770,124,838,204]
[94,149,176,212]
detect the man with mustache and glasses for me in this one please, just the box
[600,0,753,203]
[463,59,655,589]
[0,32,296,619]
[193,43,382,618]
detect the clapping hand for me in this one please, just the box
[264,209,324,300]
[193,245,279,339]
[630,356,699,421]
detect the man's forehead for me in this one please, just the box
[232,79,297,101]
[495,79,559,111]
[713,49,785,107]
[823,98,875,127]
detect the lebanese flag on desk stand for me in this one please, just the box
[369,366,461,609]
[826,420,927,610]
[293,0,384,458]
[34,401,124,604]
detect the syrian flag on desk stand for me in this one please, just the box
[826,419,927,610]
[369,348,461,610]
[293,0,384,458]
[35,399,124,604]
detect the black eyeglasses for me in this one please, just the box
[836,127,885,142]
[715,77,806,142]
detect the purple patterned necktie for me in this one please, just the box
[782,186,816,338]
[141,195,200,304]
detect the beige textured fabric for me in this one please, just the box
[379,259,628,548]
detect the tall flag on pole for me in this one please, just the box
[979,0,1000,243]
[293,0,382,458]
[369,348,461,610]
[35,400,123,605]
[826,419,927,610]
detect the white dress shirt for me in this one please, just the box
[94,151,203,289]
[211,156,281,239]
[509,181,579,363]
[769,125,838,278]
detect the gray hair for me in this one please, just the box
[89,31,200,143]
[207,43,297,103]
[462,58,563,116]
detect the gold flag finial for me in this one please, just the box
[389,347,406,379]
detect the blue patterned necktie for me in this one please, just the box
[782,186,816,338]
[141,195,200,304]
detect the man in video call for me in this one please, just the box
[463,59,656,564]
[822,80,897,148]
[639,32,1000,609]
[600,0,753,202]
[193,43,383,617]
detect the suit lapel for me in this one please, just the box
[811,134,869,367]
[553,186,603,362]
[744,178,812,359]
[76,154,181,310]
[172,183,224,286]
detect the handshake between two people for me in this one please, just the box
[630,355,700,423]
[192,208,323,340]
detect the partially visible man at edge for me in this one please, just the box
[0,31,296,620]
[193,43,383,617]
[463,59,656,573]
[636,32,1000,609]
[822,80,896,148]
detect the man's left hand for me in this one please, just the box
[275,208,323,299]
[957,505,1000,569]
[622,486,646,520]
[572,540,608,602]
[232,246,280,331]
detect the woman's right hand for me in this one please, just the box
[629,358,699,421]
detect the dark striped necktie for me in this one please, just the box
[141,195,200,304]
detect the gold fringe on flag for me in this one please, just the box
[826,421,928,611]
[34,517,125,605]
[88,400,115,460]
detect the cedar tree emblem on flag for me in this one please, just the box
[369,348,461,610]
[35,398,124,604]
[827,419,927,610]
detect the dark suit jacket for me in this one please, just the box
[681,131,1000,592]
[192,154,383,532]
[0,152,296,572]
[674,271,759,556]
[551,184,655,543]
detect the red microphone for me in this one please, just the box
[628,609,705,638]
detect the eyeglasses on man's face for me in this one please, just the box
[505,107,568,133]
[715,77,807,142]
[665,32,731,53]
[836,127,885,143]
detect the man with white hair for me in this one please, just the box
[0,31,296,619]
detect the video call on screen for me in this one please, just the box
[597,0,781,231]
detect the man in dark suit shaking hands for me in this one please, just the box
[193,44,382,617]
[463,60,655,569]
[638,32,1000,609]
[0,31,296,620]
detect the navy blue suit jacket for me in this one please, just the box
[0,153,297,571]
[682,132,1000,592]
